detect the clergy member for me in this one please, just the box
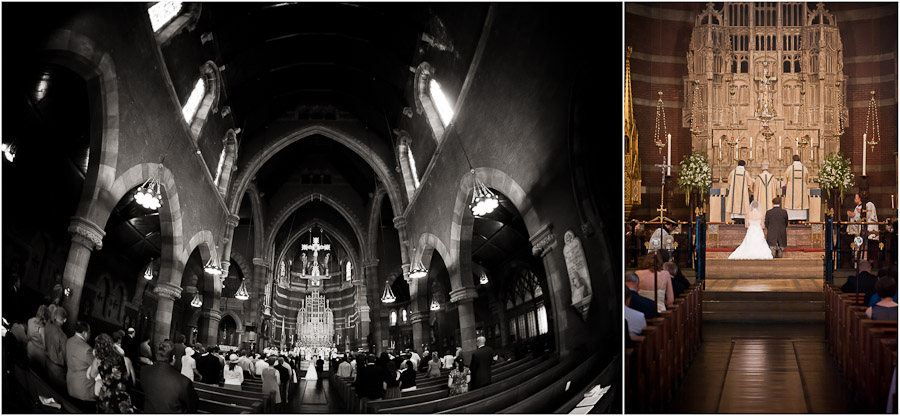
[726,160,752,222]
[782,154,810,220]
[754,163,778,212]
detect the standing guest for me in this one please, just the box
[356,354,384,400]
[43,305,68,391]
[442,350,455,369]
[382,361,401,399]
[399,360,417,392]
[868,268,899,306]
[180,347,201,381]
[635,252,674,311]
[89,334,134,413]
[337,356,353,378]
[427,353,441,378]
[139,334,154,365]
[111,330,137,386]
[469,335,493,390]
[447,357,470,397]
[261,358,282,411]
[121,327,140,364]
[172,334,187,372]
[195,345,223,385]
[274,357,290,404]
[409,348,421,372]
[866,278,898,320]
[141,341,199,413]
[223,354,244,390]
[255,353,270,377]
[212,346,226,368]
[25,305,50,373]
[237,351,254,379]
[66,321,96,412]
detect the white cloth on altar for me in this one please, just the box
[787,209,808,221]
[304,362,318,380]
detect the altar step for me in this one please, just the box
[706,249,824,259]
[706,258,823,279]
[703,287,824,323]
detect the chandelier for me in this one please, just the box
[234,279,249,300]
[1,141,16,162]
[143,261,154,280]
[408,246,428,279]
[430,294,441,311]
[190,291,203,308]
[204,255,222,276]
[134,164,163,210]
[381,280,396,303]
[479,269,489,285]
[469,169,499,216]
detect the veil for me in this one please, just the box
[748,200,762,222]
[750,200,760,213]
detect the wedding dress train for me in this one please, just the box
[304,361,318,380]
[728,219,774,260]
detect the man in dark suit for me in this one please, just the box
[355,354,384,400]
[195,345,223,385]
[142,340,199,413]
[173,334,187,372]
[65,321,95,411]
[469,336,494,390]
[624,272,658,319]
[842,259,879,303]
[765,197,789,258]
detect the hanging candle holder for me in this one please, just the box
[690,80,704,139]
[834,80,845,137]
[865,90,880,151]
[653,91,669,152]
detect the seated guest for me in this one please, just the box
[223,354,244,390]
[662,261,690,298]
[866,278,898,320]
[625,287,646,338]
[868,267,899,306]
[142,341,199,413]
[336,356,353,378]
[635,252,674,311]
[427,353,442,378]
[625,272,658,319]
[842,260,878,302]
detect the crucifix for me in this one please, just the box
[301,236,331,288]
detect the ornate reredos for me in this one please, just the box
[685,2,846,184]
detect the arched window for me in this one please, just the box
[390,310,398,326]
[401,308,408,323]
[345,261,352,282]
[214,130,238,196]
[183,61,221,139]
[148,2,201,47]
[396,132,420,199]
[414,62,454,142]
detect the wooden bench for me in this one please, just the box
[498,350,612,413]
[11,362,81,413]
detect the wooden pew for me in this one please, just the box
[498,351,614,413]
[11,362,81,413]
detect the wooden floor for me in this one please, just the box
[705,278,823,292]
[665,323,858,413]
[286,375,344,413]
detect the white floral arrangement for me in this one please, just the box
[819,153,854,200]
[677,151,712,205]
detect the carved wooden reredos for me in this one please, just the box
[686,2,846,184]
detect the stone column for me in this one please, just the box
[251,257,269,328]
[202,309,223,346]
[152,282,183,345]
[363,259,382,353]
[61,217,105,327]
[529,223,568,357]
[450,286,479,363]
[219,214,241,276]
[392,216,411,277]
[409,311,430,352]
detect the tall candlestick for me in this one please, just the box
[862,134,867,176]
[667,133,672,176]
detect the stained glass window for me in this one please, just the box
[148,1,183,32]
[182,78,205,124]
[390,310,398,326]
[346,261,352,281]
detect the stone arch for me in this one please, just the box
[272,219,361,281]
[411,232,451,312]
[183,230,219,303]
[227,122,405,224]
[245,184,266,258]
[215,129,239,197]
[265,190,366,260]
[367,185,387,263]
[413,61,447,142]
[219,310,244,332]
[108,163,186,289]
[40,30,120,227]
[228,250,252,281]
[187,61,222,139]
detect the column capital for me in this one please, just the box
[252,257,269,267]
[68,216,105,251]
[409,311,430,324]
[529,223,557,257]
[392,215,407,230]
[450,286,478,304]
[202,309,223,322]
[226,214,241,228]
[363,259,380,269]
[154,282,183,301]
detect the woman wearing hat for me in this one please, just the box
[224,354,244,390]
[180,347,201,381]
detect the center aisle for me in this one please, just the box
[665,323,857,413]
[288,372,345,414]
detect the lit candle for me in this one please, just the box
[862,134,867,176]
[892,194,895,209]
[667,133,672,176]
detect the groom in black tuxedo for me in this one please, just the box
[765,197,788,258]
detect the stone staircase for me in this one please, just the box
[706,258,824,279]
[703,288,825,323]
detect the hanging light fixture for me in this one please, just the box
[865,90,880,151]
[479,269,489,285]
[191,291,203,308]
[234,279,249,300]
[1,141,17,162]
[430,294,440,311]
[204,256,222,276]
[408,246,428,279]
[381,280,396,304]
[143,260,155,281]
[134,164,163,210]
[469,169,499,216]
[653,91,669,153]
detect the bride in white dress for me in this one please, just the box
[729,200,774,260]
[304,356,318,380]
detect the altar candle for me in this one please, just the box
[810,149,813,160]
[735,146,738,160]
[750,136,753,149]
[667,133,672,176]
[892,194,895,209]
[779,136,782,148]
[795,137,799,154]
[862,134,867,176]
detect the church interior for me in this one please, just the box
[1,2,618,414]
[625,2,898,414]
